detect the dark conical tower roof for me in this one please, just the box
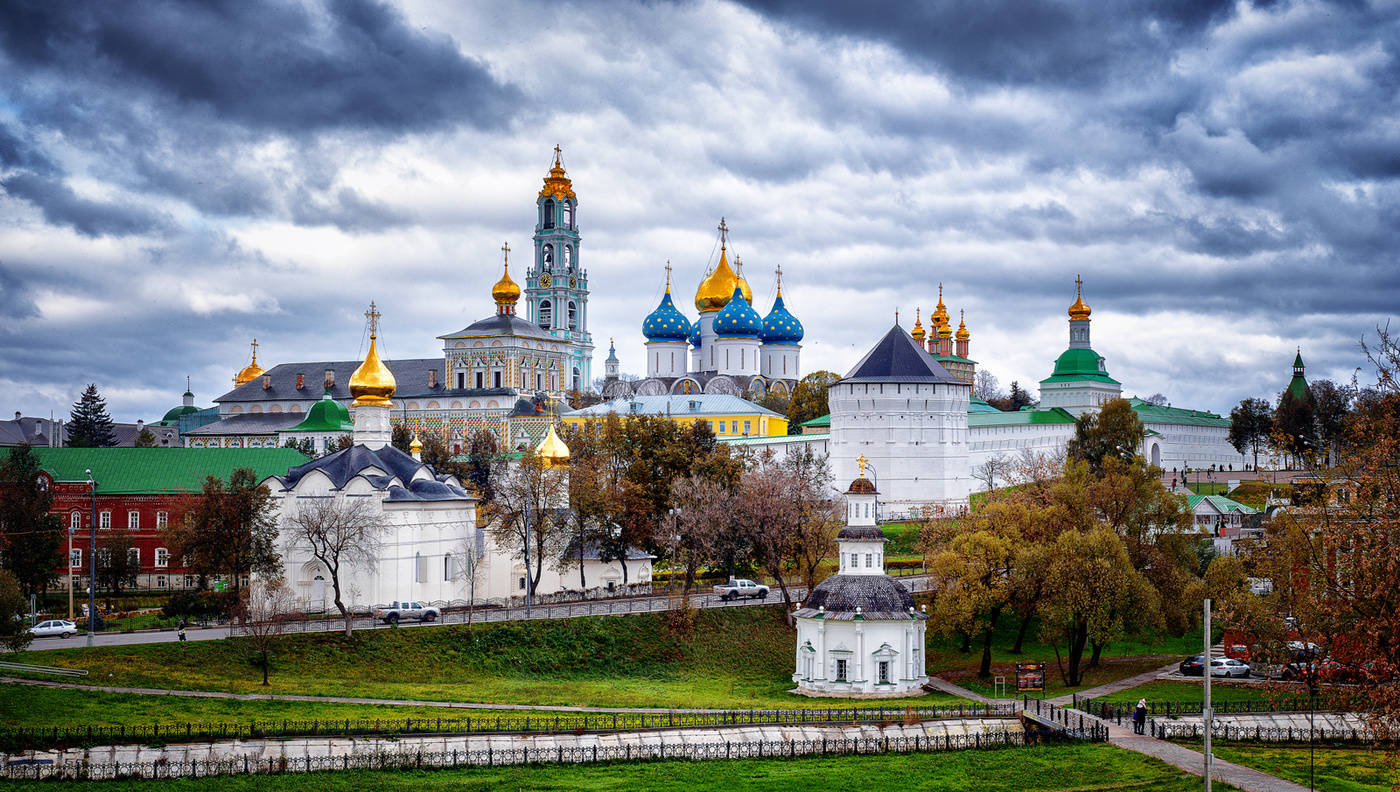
[842,325,962,384]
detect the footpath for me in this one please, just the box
[930,673,1312,792]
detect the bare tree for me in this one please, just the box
[284,497,383,638]
[735,452,803,623]
[670,473,736,605]
[973,369,1004,403]
[236,577,296,686]
[781,447,841,590]
[489,455,571,601]
[1144,392,1169,406]
[453,533,482,635]
[974,453,1011,491]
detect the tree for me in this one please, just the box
[734,452,803,622]
[973,453,1011,491]
[669,472,739,602]
[1308,379,1353,465]
[281,437,316,458]
[96,526,139,597]
[780,447,841,591]
[489,453,571,600]
[1228,397,1274,470]
[390,422,413,453]
[1006,381,1035,411]
[67,384,117,448]
[461,429,504,502]
[133,428,157,448]
[1274,383,1315,467]
[755,390,791,420]
[0,445,64,596]
[0,569,33,652]
[235,577,295,686]
[1066,398,1144,474]
[973,370,1004,404]
[785,370,841,428]
[1039,527,1161,686]
[1144,393,1169,407]
[931,519,1016,678]
[165,468,280,598]
[284,497,383,638]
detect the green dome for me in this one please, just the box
[161,404,199,422]
[287,391,355,433]
[1042,347,1119,384]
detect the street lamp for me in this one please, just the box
[85,469,96,648]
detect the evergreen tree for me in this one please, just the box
[1007,381,1035,411]
[67,384,117,447]
[0,445,64,596]
[390,422,412,453]
[1228,397,1274,470]
[133,428,157,448]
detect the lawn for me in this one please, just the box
[14,743,1233,792]
[1093,680,1299,706]
[879,521,923,558]
[1188,743,1398,792]
[7,607,958,711]
[931,617,1208,699]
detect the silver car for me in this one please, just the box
[1210,657,1250,678]
[29,619,78,638]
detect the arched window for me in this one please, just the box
[567,301,577,330]
[542,244,554,271]
[70,512,81,530]
[543,199,555,229]
[563,201,573,228]
[563,245,573,271]
[539,300,552,328]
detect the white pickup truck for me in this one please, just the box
[712,579,769,601]
[374,600,440,625]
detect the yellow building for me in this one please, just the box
[564,394,788,437]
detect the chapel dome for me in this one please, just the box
[802,575,918,619]
[695,248,742,312]
[349,330,396,407]
[760,291,804,345]
[535,424,570,467]
[713,286,762,338]
[642,291,692,342]
[492,263,521,305]
[1068,277,1091,321]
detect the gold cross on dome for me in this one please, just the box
[553,144,562,166]
[501,241,511,268]
[249,338,258,359]
[365,302,380,337]
[664,259,672,289]
[857,455,868,478]
[718,217,728,248]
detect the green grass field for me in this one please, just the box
[1190,743,1397,792]
[13,743,1234,792]
[1094,680,1296,706]
[8,608,959,711]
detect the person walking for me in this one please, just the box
[178,619,187,642]
[1132,698,1148,735]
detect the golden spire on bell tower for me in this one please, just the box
[911,307,926,341]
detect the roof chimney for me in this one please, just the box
[295,372,305,390]
[262,374,272,390]
[325,368,335,389]
[14,411,20,421]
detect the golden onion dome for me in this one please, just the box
[956,310,970,341]
[535,423,571,467]
[911,308,926,341]
[1069,276,1092,321]
[349,304,396,407]
[409,433,423,454]
[695,247,739,312]
[539,145,576,202]
[233,339,265,386]
[931,283,950,330]
[492,260,521,305]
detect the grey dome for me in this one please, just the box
[795,574,925,621]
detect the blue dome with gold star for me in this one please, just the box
[688,321,701,348]
[760,292,803,345]
[642,291,692,342]
[714,286,762,339]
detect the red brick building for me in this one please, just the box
[32,447,306,591]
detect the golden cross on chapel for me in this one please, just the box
[501,241,511,268]
[249,338,258,358]
[857,454,868,478]
[365,301,380,338]
[718,217,728,248]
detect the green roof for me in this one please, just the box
[285,392,355,433]
[27,447,308,495]
[719,433,827,446]
[935,354,977,365]
[1041,347,1120,384]
[1293,350,1305,369]
[968,396,1002,414]
[159,404,200,424]
[800,414,831,428]
[1128,397,1230,428]
[1286,373,1310,401]
[1186,493,1257,515]
[968,407,1077,427]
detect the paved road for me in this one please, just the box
[24,577,932,651]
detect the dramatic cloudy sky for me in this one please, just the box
[2,0,1397,422]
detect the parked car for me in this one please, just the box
[28,619,78,638]
[1251,641,1320,680]
[1223,644,1251,662]
[1179,655,1206,676]
[1210,658,1251,678]
[712,579,769,601]
[373,601,440,625]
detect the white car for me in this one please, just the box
[1210,657,1250,678]
[29,619,78,638]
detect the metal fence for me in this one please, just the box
[1020,696,1108,742]
[0,703,1020,751]
[1149,720,1374,743]
[1071,694,1312,722]
[4,730,1078,781]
